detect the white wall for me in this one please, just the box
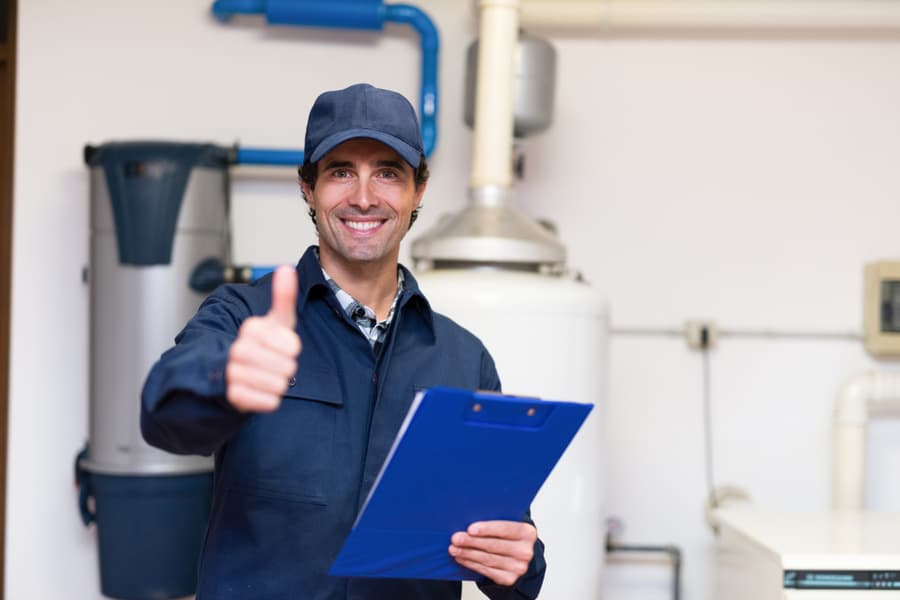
[10,1,900,598]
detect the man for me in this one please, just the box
[141,83,546,599]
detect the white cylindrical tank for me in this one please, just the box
[415,267,607,599]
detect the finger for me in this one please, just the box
[268,265,298,329]
[467,521,537,542]
[226,362,294,397]
[235,317,301,363]
[229,334,298,378]
[451,533,534,566]
[449,543,530,571]
[226,382,282,413]
[452,556,525,588]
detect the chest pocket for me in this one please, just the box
[227,367,343,505]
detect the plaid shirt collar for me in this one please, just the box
[319,257,404,350]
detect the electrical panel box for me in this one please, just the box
[863,261,900,358]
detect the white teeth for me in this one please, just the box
[345,220,381,231]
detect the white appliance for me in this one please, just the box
[715,507,900,599]
[412,2,607,596]
[416,268,608,599]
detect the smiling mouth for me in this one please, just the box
[343,219,385,232]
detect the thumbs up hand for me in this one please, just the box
[226,265,302,412]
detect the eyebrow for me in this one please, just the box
[321,160,354,171]
[321,159,407,171]
[374,159,406,170]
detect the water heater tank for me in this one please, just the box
[415,268,607,599]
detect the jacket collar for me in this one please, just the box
[396,263,435,341]
[295,246,436,341]
[295,246,330,315]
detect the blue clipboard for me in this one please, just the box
[329,386,593,580]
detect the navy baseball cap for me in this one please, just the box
[303,83,423,169]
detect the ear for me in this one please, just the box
[413,179,427,210]
[300,179,314,206]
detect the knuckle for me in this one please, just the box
[517,543,534,562]
[227,387,250,412]
[262,378,285,396]
[228,341,247,363]
[226,362,247,386]
[241,316,263,335]
[258,395,281,412]
[289,333,302,356]
[282,356,299,374]
[516,559,529,575]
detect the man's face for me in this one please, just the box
[302,138,425,271]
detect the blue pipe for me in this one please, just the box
[211,0,264,18]
[235,147,304,166]
[211,0,439,165]
[250,266,275,281]
[384,4,438,157]
[265,0,384,29]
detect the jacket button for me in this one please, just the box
[288,376,296,387]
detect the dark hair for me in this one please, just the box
[299,155,430,229]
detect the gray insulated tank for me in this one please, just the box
[83,142,229,476]
[78,142,230,600]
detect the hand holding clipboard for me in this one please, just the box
[329,386,593,581]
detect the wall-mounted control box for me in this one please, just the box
[864,260,900,357]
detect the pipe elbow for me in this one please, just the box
[833,370,900,510]
[384,4,440,47]
[835,371,876,424]
[835,370,900,424]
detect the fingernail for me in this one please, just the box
[469,524,481,535]
[448,545,459,556]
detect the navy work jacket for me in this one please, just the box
[141,246,546,600]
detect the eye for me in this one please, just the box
[377,168,399,180]
[332,168,351,178]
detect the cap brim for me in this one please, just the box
[306,128,421,169]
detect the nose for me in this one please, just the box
[348,172,379,210]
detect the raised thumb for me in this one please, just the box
[268,265,297,329]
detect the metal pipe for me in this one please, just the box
[470,0,519,189]
[606,535,682,600]
[213,0,383,28]
[234,147,303,166]
[384,4,439,157]
[211,0,265,19]
[211,0,440,166]
[519,0,900,30]
[264,0,384,29]
[833,371,900,510]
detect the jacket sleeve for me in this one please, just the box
[140,289,251,456]
[476,519,546,600]
[475,349,548,600]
